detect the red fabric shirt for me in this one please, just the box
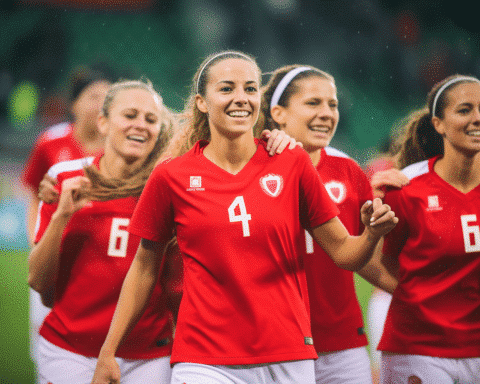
[379,156,480,357]
[305,147,372,353]
[22,122,102,192]
[35,156,173,359]
[128,140,339,365]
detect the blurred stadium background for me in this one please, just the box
[1,1,480,382]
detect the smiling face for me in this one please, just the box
[195,58,261,139]
[272,76,339,153]
[433,81,480,156]
[99,87,162,164]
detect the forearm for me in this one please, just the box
[357,241,398,293]
[26,194,40,246]
[333,231,380,271]
[28,211,70,293]
[99,240,162,358]
[312,218,381,272]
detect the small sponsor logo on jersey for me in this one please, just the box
[408,376,422,384]
[426,195,442,212]
[187,176,205,191]
[324,181,346,204]
[304,336,314,345]
[260,174,283,197]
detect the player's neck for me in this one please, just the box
[434,150,480,193]
[308,149,322,167]
[203,133,257,175]
[100,152,142,180]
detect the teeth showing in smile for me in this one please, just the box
[228,111,250,117]
[309,126,329,133]
[127,135,147,143]
[467,131,480,136]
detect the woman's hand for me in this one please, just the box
[370,169,409,199]
[38,174,59,204]
[91,353,121,384]
[361,198,398,239]
[55,176,91,219]
[261,129,302,156]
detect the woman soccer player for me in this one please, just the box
[260,64,398,383]
[28,79,177,384]
[92,51,398,384]
[379,74,480,383]
[21,65,115,379]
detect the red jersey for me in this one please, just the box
[22,122,102,192]
[304,147,372,352]
[128,140,339,366]
[35,156,173,359]
[379,156,480,358]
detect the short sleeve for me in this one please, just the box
[34,201,58,243]
[22,141,49,192]
[128,164,174,244]
[382,188,408,259]
[298,151,339,229]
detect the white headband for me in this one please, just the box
[432,76,480,117]
[196,51,254,95]
[270,67,311,110]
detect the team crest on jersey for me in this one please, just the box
[324,181,346,204]
[260,174,283,197]
[426,195,442,212]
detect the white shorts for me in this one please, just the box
[381,352,480,384]
[37,336,171,384]
[171,360,315,384]
[314,347,373,384]
[29,288,51,363]
[367,289,392,370]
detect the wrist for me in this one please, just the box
[363,227,381,243]
[98,345,116,359]
[51,210,72,223]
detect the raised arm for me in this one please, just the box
[91,238,166,384]
[311,198,398,272]
[28,176,91,297]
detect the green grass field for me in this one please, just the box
[1,249,35,384]
[0,249,373,383]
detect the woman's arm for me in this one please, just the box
[356,239,398,294]
[28,176,90,295]
[311,198,398,272]
[91,238,166,384]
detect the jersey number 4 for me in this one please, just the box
[108,218,130,257]
[228,196,251,237]
[461,214,480,253]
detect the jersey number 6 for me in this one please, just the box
[108,218,130,257]
[461,214,480,253]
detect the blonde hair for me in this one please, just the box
[84,79,177,200]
